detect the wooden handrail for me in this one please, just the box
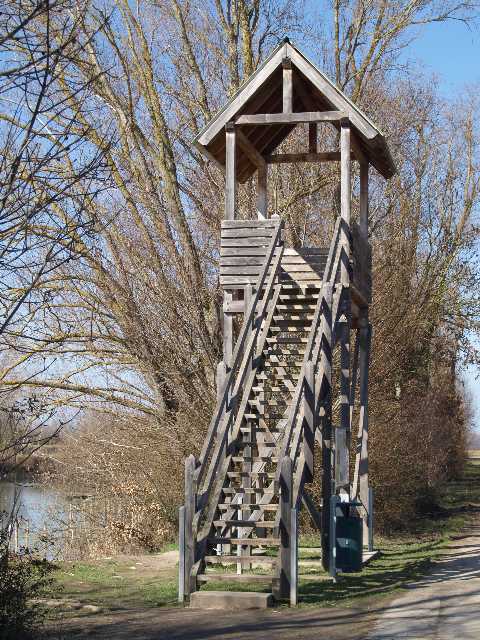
[195,219,285,492]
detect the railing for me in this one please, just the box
[179,218,285,600]
[195,219,284,502]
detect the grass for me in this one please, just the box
[51,555,178,611]
[50,460,480,612]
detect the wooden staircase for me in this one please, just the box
[179,216,352,606]
[199,282,320,591]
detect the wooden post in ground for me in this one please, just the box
[352,319,372,543]
[290,506,298,606]
[280,456,292,599]
[184,455,196,596]
[320,285,333,571]
[178,505,185,603]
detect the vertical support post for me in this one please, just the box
[340,119,351,226]
[282,58,293,113]
[280,456,292,599]
[353,319,372,545]
[308,123,317,154]
[340,118,352,286]
[320,285,333,571]
[178,505,185,603]
[184,454,196,596]
[257,164,268,219]
[359,161,369,238]
[290,506,298,606]
[225,122,236,220]
[304,361,315,483]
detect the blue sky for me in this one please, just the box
[406,20,480,430]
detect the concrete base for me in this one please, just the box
[189,590,274,610]
[362,550,380,566]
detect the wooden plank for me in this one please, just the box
[221,238,272,247]
[225,123,236,220]
[184,455,196,596]
[220,246,271,256]
[282,57,293,113]
[279,456,292,599]
[266,152,342,164]
[221,228,274,238]
[220,264,324,276]
[236,111,345,126]
[221,257,265,267]
[221,219,276,228]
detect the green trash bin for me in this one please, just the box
[336,503,363,572]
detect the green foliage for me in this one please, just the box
[0,520,55,640]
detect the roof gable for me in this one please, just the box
[194,39,395,180]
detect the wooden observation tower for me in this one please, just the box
[179,38,395,608]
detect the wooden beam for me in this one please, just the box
[282,57,293,113]
[266,151,343,164]
[360,161,369,237]
[236,129,266,170]
[236,111,346,126]
[225,122,236,221]
[340,119,351,225]
[257,164,268,219]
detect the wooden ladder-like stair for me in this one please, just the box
[198,283,320,592]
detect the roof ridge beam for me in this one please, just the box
[236,111,346,126]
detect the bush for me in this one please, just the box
[0,520,55,640]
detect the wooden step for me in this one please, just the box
[198,573,274,584]
[276,304,316,310]
[221,488,277,495]
[208,537,280,546]
[264,361,303,368]
[266,336,308,344]
[234,440,278,448]
[214,519,276,528]
[218,504,278,511]
[205,555,277,565]
[273,314,314,322]
[227,471,275,479]
[231,456,278,463]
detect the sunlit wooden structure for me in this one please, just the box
[178,38,395,608]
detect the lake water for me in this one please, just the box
[0,479,69,557]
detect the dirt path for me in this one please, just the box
[366,520,480,640]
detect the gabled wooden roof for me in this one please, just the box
[194,38,395,181]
